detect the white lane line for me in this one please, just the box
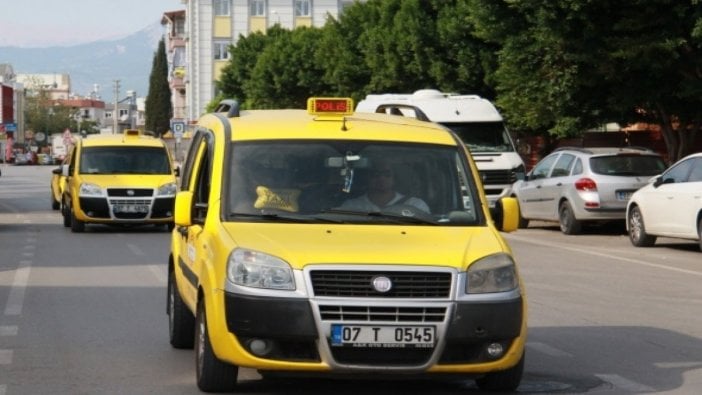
[4,260,32,316]
[527,342,573,358]
[506,233,702,277]
[127,243,144,256]
[595,374,655,392]
[148,265,167,284]
[0,326,18,336]
[0,350,12,365]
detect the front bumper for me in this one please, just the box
[219,266,524,373]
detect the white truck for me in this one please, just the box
[356,89,526,209]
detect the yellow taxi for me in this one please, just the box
[61,130,178,232]
[168,98,526,392]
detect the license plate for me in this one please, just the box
[113,204,149,213]
[616,191,633,201]
[331,324,435,348]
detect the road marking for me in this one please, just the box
[595,374,654,392]
[4,260,31,316]
[148,265,167,284]
[127,243,144,256]
[0,326,18,336]
[527,342,573,357]
[0,350,12,365]
[506,233,702,277]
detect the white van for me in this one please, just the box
[356,89,526,209]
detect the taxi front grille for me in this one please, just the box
[107,188,153,197]
[318,305,446,322]
[108,199,151,205]
[310,271,451,298]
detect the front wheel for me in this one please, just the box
[476,352,524,391]
[628,206,656,247]
[70,206,85,233]
[168,268,195,349]
[559,201,581,235]
[697,217,701,252]
[195,300,238,392]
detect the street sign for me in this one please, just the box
[170,120,185,138]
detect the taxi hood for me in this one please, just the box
[222,223,508,270]
[78,174,176,188]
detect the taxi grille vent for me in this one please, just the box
[319,305,446,322]
[310,270,451,298]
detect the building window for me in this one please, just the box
[175,18,185,36]
[295,0,311,16]
[250,0,265,16]
[214,42,231,60]
[118,109,129,118]
[105,112,113,119]
[214,0,231,16]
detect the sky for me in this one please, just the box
[0,0,183,47]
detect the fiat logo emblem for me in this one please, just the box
[371,276,393,293]
[127,190,135,196]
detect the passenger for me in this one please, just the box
[339,160,430,213]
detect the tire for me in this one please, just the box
[62,199,71,228]
[168,269,195,349]
[70,207,85,233]
[476,352,524,391]
[558,201,581,235]
[697,216,702,252]
[196,300,238,392]
[51,193,60,210]
[628,206,656,247]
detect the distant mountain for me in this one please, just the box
[0,23,164,99]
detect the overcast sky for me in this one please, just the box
[0,0,183,47]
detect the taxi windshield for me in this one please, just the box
[79,146,172,175]
[225,140,483,225]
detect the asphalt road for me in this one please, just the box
[1,164,701,394]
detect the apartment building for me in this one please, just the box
[178,0,359,123]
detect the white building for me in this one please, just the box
[180,0,360,122]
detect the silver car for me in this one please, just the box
[512,147,667,234]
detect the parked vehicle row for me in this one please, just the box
[513,147,702,251]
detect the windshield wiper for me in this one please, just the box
[321,209,437,225]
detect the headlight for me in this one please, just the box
[79,182,103,197]
[157,182,177,196]
[466,253,518,294]
[227,249,295,290]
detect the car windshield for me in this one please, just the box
[225,140,482,225]
[79,146,172,175]
[440,122,515,153]
[589,155,666,176]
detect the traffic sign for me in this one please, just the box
[170,120,185,138]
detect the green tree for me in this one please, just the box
[246,27,331,108]
[145,38,173,136]
[466,0,702,161]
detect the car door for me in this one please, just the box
[666,157,702,236]
[174,131,213,307]
[538,153,576,220]
[516,153,559,219]
[642,158,695,234]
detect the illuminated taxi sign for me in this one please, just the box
[307,97,354,116]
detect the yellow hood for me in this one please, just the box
[222,223,508,270]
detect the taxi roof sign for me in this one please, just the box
[307,97,354,116]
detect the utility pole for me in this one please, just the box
[113,80,120,134]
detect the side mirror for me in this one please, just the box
[493,197,519,232]
[62,164,71,177]
[52,167,62,175]
[174,191,193,227]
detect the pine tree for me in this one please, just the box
[145,38,172,137]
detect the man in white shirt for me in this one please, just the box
[340,160,430,213]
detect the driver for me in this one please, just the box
[339,159,430,213]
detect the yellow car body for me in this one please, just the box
[168,99,526,392]
[61,130,177,232]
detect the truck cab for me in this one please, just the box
[356,89,526,209]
